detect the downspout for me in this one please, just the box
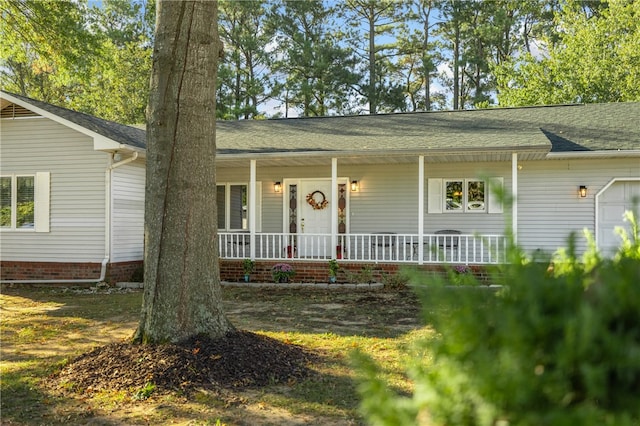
[1,152,139,285]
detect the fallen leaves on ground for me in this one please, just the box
[55,330,317,394]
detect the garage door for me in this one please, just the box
[598,180,640,256]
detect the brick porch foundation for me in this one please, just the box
[220,260,493,284]
[1,260,492,285]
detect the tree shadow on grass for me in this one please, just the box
[1,286,422,424]
[3,286,424,339]
[1,357,129,425]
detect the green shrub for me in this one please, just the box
[346,265,375,284]
[353,211,640,425]
[382,271,410,289]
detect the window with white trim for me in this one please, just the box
[428,177,502,214]
[216,182,261,231]
[0,172,50,231]
[444,179,485,212]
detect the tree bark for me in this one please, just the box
[135,0,233,344]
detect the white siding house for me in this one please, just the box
[1,92,146,283]
[2,91,638,284]
[111,163,146,263]
[212,103,639,273]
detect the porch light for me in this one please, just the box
[351,180,359,192]
[274,182,282,193]
[579,185,587,198]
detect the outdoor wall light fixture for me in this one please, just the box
[579,185,587,198]
[274,182,282,193]
[351,180,359,192]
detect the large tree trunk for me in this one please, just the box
[135,0,233,344]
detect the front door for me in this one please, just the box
[299,179,333,257]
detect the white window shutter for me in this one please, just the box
[254,181,262,232]
[34,172,50,232]
[428,178,443,214]
[488,177,504,214]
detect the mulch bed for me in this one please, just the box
[55,330,317,394]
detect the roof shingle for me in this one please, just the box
[4,91,638,156]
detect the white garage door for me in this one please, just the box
[598,180,640,256]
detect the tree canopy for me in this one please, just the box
[495,0,640,106]
[2,0,637,122]
[1,0,152,124]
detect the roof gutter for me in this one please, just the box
[116,144,146,158]
[216,145,551,160]
[1,152,139,285]
[547,150,640,159]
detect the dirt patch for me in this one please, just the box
[3,286,425,425]
[55,330,317,395]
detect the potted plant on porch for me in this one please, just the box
[328,259,339,283]
[272,263,295,283]
[242,259,255,282]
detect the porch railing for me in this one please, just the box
[219,232,507,265]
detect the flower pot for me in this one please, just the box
[278,276,289,283]
[329,276,336,283]
[244,274,250,282]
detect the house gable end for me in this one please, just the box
[0,91,146,152]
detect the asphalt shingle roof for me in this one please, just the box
[216,103,640,155]
[4,91,639,156]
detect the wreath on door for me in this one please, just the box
[306,190,329,210]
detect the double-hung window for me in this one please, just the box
[0,172,50,231]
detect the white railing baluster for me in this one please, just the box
[218,232,507,264]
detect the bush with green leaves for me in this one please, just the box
[353,211,640,425]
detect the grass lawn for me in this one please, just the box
[1,284,439,425]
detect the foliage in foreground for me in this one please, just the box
[354,211,640,425]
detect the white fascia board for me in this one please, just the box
[93,136,146,157]
[547,150,640,159]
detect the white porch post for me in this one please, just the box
[250,159,257,259]
[331,157,338,259]
[418,155,425,264]
[512,153,518,243]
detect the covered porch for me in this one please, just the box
[212,109,556,271]
[215,150,533,267]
